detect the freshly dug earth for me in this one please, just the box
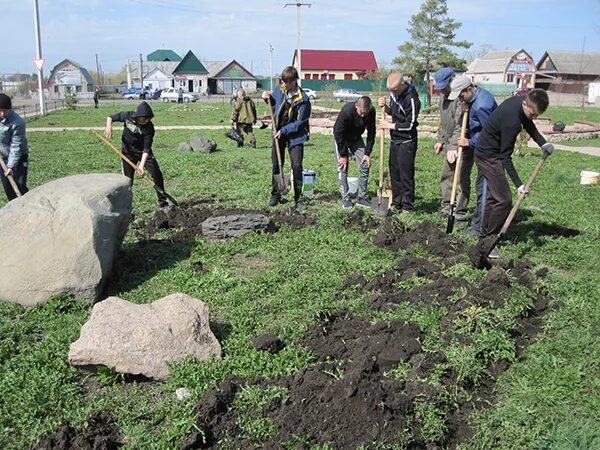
[180,220,553,449]
[31,411,121,450]
[143,196,316,241]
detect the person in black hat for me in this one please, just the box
[103,101,169,207]
[0,93,29,201]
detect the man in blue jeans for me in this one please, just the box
[333,96,376,209]
[0,93,29,201]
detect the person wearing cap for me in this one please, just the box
[377,72,421,214]
[474,89,553,255]
[448,75,498,234]
[333,96,376,209]
[432,67,463,218]
[0,93,29,201]
[103,101,169,208]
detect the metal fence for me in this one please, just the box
[14,99,65,121]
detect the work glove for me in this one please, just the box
[517,184,529,196]
[541,143,555,155]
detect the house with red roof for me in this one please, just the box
[292,49,378,81]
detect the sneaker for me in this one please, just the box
[488,246,501,259]
[356,197,371,208]
[268,195,281,207]
[342,199,353,209]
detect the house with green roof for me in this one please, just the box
[172,50,209,94]
[147,49,182,62]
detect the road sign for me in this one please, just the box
[33,58,45,71]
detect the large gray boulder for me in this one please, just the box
[68,293,222,380]
[0,174,132,306]
[202,213,276,241]
[190,135,217,153]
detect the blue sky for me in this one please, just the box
[2,0,599,77]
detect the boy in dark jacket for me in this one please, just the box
[103,101,168,207]
[333,96,375,209]
[0,93,29,201]
[378,72,421,213]
[262,66,311,209]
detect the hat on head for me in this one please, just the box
[0,93,12,110]
[433,67,455,90]
[448,75,473,101]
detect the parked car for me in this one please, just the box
[512,87,531,97]
[333,88,362,102]
[302,88,318,100]
[160,88,199,103]
[122,88,150,100]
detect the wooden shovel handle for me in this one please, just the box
[0,157,22,197]
[266,100,284,169]
[499,151,549,236]
[449,108,469,206]
[92,130,156,189]
[378,105,386,191]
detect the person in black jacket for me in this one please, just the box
[475,89,554,252]
[378,72,421,213]
[103,101,168,207]
[333,96,375,209]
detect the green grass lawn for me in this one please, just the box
[1,106,599,449]
[555,137,600,148]
[543,105,600,125]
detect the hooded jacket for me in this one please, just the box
[266,84,311,146]
[231,96,257,125]
[388,84,421,143]
[110,102,155,155]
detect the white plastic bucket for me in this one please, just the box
[347,177,358,196]
[302,170,317,196]
[580,170,599,185]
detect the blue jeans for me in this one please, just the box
[1,155,29,201]
[333,138,370,202]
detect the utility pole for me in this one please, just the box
[284,2,311,80]
[269,43,274,91]
[95,53,101,85]
[139,53,144,89]
[32,0,46,115]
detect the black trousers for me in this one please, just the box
[271,139,304,201]
[122,149,167,205]
[475,154,512,237]
[389,139,417,211]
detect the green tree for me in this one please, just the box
[393,0,471,105]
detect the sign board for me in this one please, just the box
[33,58,45,71]
[55,70,82,86]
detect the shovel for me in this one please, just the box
[0,158,22,198]
[267,101,291,197]
[372,105,391,217]
[92,130,179,207]
[446,108,469,233]
[470,147,553,269]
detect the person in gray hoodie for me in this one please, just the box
[0,93,29,201]
[103,101,168,207]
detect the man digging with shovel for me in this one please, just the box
[262,66,311,209]
[470,89,554,266]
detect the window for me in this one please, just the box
[54,85,59,93]
[320,73,327,80]
[312,74,319,80]
[506,74,514,83]
[329,74,335,80]
[75,85,82,92]
[305,73,311,80]
[344,73,353,80]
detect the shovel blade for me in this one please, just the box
[469,235,499,269]
[371,195,390,217]
[446,214,455,234]
[274,171,291,196]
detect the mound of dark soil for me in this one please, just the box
[32,411,121,450]
[142,197,317,241]
[181,219,552,449]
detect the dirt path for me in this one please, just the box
[554,143,600,157]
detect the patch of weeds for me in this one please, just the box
[444,343,485,386]
[395,275,430,290]
[442,262,487,284]
[95,365,125,385]
[384,361,412,382]
[414,402,448,443]
[232,385,288,441]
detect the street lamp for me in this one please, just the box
[284,2,311,79]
